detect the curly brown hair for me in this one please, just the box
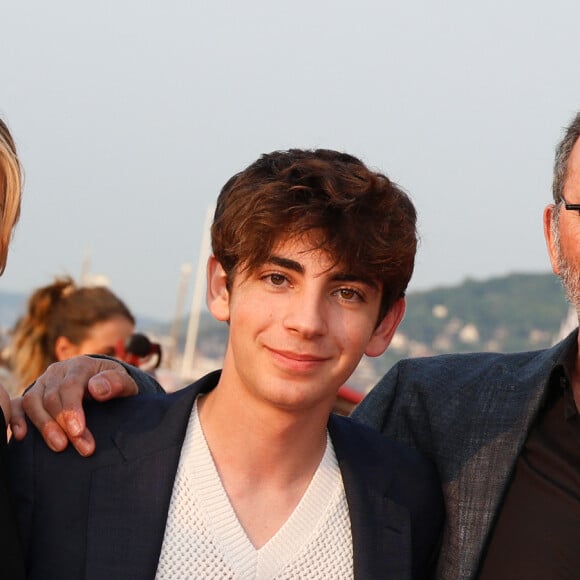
[211,149,417,322]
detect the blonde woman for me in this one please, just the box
[0,116,25,579]
[0,117,22,421]
[0,119,21,276]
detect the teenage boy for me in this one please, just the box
[9,149,442,579]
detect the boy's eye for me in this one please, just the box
[269,273,286,286]
[338,288,363,301]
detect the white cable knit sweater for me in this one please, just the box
[155,399,354,579]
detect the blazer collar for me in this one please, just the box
[329,415,412,579]
[112,370,221,461]
[85,371,221,580]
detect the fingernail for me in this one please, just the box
[91,376,111,398]
[75,438,93,457]
[66,418,82,437]
[48,431,67,452]
[10,423,23,439]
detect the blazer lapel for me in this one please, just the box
[85,372,220,580]
[440,334,576,580]
[440,383,545,579]
[329,416,411,580]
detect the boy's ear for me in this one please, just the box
[364,298,406,358]
[206,255,230,322]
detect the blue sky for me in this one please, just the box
[2,1,580,321]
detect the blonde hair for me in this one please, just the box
[9,276,135,392]
[0,118,22,275]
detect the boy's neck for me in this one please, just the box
[197,383,330,478]
[196,384,332,548]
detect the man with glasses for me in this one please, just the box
[353,110,580,579]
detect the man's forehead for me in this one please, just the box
[565,139,580,194]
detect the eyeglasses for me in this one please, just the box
[560,195,580,213]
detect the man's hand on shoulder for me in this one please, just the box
[10,355,139,457]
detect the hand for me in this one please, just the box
[10,355,138,456]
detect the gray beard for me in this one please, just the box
[552,213,580,317]
[558,253,580,316]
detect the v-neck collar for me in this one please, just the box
[184,399,345,578]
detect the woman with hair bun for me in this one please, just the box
[9,276,135,394]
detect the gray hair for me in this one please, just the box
[552,111,580,203]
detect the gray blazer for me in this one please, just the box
[352,330,576,580]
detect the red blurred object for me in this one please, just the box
[115,333,162,369]
[337,385,364,404]
[333,384,364,416]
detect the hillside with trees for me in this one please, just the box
[154,271,572,393]
[1,272,572,394]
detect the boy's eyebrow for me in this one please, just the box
[332,273,379,290]
[267,256,304,273]
[266,255,379,289]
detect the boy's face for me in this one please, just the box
[207,233,404,413]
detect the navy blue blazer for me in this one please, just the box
[9,370,443,580]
